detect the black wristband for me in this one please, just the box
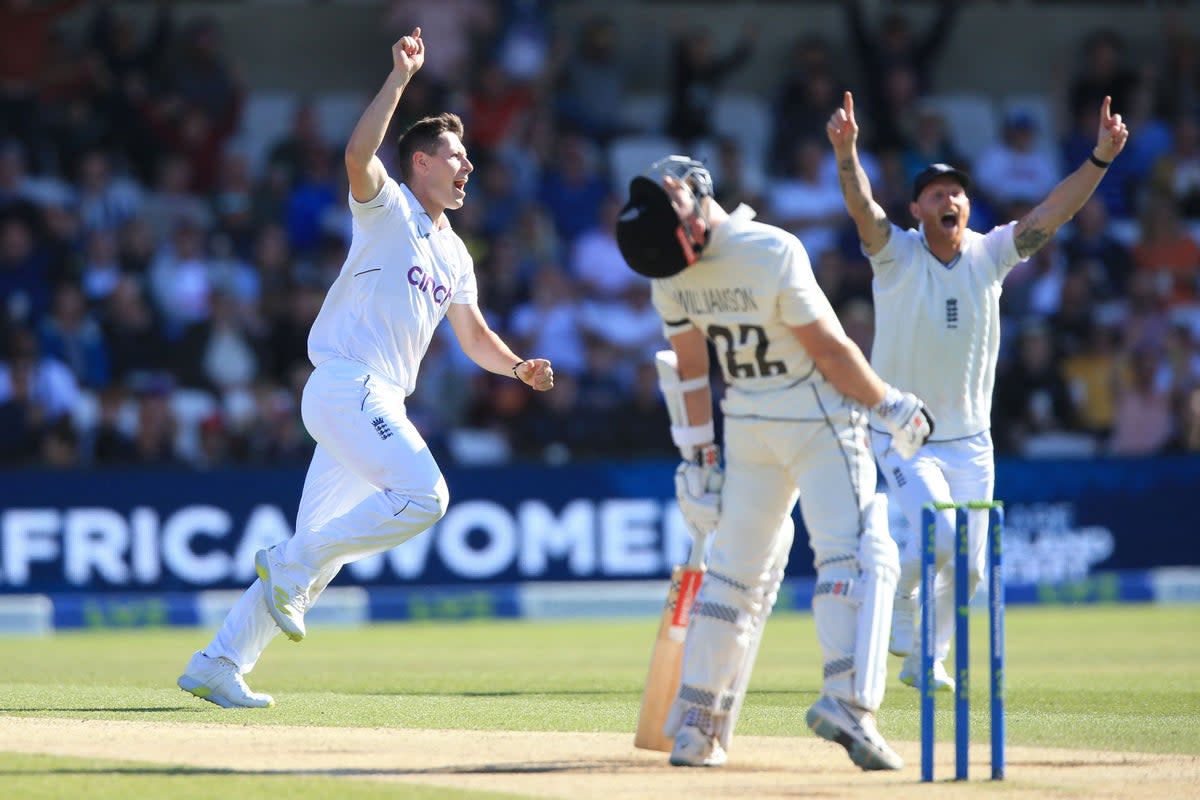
[512,360,527,378]
[1089,153,1111,169]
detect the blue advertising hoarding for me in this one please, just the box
[1,456,1198,595]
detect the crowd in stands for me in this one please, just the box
[1,0,1198,471]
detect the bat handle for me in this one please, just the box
[685,529,711,570]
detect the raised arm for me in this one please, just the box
[344,27,424,203]
[827,91,892,255]
[1013,96,1130,259]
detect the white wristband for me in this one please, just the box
[671,421,715,450]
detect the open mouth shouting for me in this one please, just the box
[939,210,959,231]
[453,178,468,196]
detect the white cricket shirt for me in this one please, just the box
[308,178,477,396]
[868,222,1023,440]
[651,205,835,419]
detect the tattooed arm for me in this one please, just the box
[826,91,892,255]
[1013,95,1130,259]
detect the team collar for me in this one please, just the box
[918,224,963,270]
[399,182,450,237]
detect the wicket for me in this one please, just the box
[919,500,1005,782]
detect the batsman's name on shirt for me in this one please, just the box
[670,287,760,315]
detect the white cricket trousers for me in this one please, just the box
[205,358,449,671]
[873,430,994,662]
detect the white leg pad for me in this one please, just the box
[813,496,900,713]
[719,518,793,749]
[665,569,767,743]
[854,503,900,710]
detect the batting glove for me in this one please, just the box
[675,443,724,537]
[875,388,935,460]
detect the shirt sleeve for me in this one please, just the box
[348,176,404,224]
[651,279,695,337]
[778,237,833,326]
[866,224,916,286]
[981,221,1023,281]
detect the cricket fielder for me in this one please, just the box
[176,28,554,708]
[616,155,935,770]
[826,91,1129,688]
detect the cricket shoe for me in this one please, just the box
[806,695,903,771]
[669,708,727,767]
[889,593,917,656]
[255,546,308,642]
[177,651,274,708]
[898,653,955,692]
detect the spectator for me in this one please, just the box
[87,0,171,182]
[267,101,334,189]
[466,60,535,157]
[1131,192,1200,308]
[537,132,609,246]
[1148,112,1200,219]
[770,40,842,164]
[509,263,586,375]
[148,222,212,331]
[766,138,847,263]
[569,193,643,300]
[1060,196,1133,301]
[210,151,258,255]
[128,373,183,467]
[664,23,756,146]
[993,322,1080,454]
[578,280,664,368]
[38,280,110,389]
[176,288,264,394]
[974,112,1061,209]
[75,149,143,235]
[0,325,79,426]
[142,153,211,240]
[554,15,628,142]
[712,136,766,212]
[99,274,168,385]
[1109,343,1174,456]
[843,0,959,151]
[167,16,242,126]
[0,0,87,161]
[1061,321,1121,441]
[78,229,122,303]
[901,105,967,186]
[88,383,136,465]
[609,360,677,460]
[0,216,52,325]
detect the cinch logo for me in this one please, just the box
[408,266,453,305]
[372,417,393,440]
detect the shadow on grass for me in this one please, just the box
[0,707,203,713]
[1,761,657,777]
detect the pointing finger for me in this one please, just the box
[845,91,854,118]
[1101,95,1111,121]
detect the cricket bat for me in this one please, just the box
[633,531,708,752]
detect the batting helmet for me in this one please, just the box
[616,156,713,279]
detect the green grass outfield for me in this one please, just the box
[1,604,1197,798]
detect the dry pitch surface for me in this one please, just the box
[2,716,1196,799]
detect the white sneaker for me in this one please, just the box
[669,726,727,767]
[255,546,308,642]
[805,695,903,771]
[899,653,956,692]
[177,651,274,708]
[889,594,917,656]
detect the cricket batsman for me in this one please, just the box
[616,155,935,769]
